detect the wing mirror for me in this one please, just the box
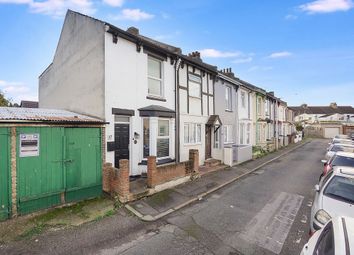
[315,184,320,192]
[321,159,327,165]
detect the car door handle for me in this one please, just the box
[63,159,74,163]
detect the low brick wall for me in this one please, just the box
[147,159,189,188]
[147,150,199,188]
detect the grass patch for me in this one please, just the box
[18,224,46,240]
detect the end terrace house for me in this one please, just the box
[39,10,182,176]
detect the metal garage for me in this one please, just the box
[324,127,340,138]
[0,107,104,219]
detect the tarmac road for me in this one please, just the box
[1,139,327,255]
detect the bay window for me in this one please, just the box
[157,120,169,158]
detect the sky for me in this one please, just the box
[0,0,353,106]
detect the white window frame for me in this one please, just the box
[157,119,170,159]
[225,86,232,111]
[224,125,233,144]
[184,123,202,145]
[148,56,164,98]
[240,123,245,145]
[241,91,246,108]
[246,123,251,144]
[188,73,202,98]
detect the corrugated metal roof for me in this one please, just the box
[0,107,104,123]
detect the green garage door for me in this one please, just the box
[65,128,102,202]
[0,128,10,221]
[17,127,102,215]
[17,127,64,214]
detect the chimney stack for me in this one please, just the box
[127,27,139,35]
[188,51,202,62]
[220,67,235,79]
[329,102,338,109]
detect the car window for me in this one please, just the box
[332,155,354,167]
[324,176,354,204]
[313,222,334,255]
[331,145,344,152]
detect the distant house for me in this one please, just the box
[290,103,354,124]
[20,100,38,108]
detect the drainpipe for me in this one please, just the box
[175,57,181,163]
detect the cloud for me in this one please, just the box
[248,66,273,72]
[102,0,123,7]
[0,0,96,18]
[112,8,154,21]
[199,49,241,58]
[299,0,353,14]
[268,51,293,58]
[232,56,253,64]
[0,80,37,103]
[285,14,298,20]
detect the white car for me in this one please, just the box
[301,216,354,255]
[310,166,354,234]
[334,134,350,139]
[325,143,354,161]
[329,138,354,147]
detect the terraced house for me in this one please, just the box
[39,10,296,178]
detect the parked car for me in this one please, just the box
[310,166,354,234]
[334,134,350,139]
[301,216,354,255]
[325,143,354,161]
[321,152,354,177]
[329,138,354,147]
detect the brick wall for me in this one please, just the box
[147,149,199,188]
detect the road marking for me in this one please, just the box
[301,215,307,224]
[239,192,304,254]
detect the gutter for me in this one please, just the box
[175,58,181,163]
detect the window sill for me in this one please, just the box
[138,157,175,165]
[184,142,202,146]
[146,95,166,102]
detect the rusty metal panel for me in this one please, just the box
[0,107,103,123]
[0,128,10,221]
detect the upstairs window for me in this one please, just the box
[257,97,262,116]
[241,92,246,108]
[148,56,163,97]
[225,86,232,111]
[188,74,201,98]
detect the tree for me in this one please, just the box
[0,90,11,106]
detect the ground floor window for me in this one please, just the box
[240,123,245,144]
[157,119,170,158]
[224,125,233,144]
[246,123,251,144]
[184,123,202,144]
[143,118,172,159]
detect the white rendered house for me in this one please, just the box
[39,10,180,176]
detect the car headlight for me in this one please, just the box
[315,209,331,225]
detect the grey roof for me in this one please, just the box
[138,105,175,113]
[20,100,38,108]
[290,106,354,116]
[0,107,104,123]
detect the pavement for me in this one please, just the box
[126,139,311,222]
